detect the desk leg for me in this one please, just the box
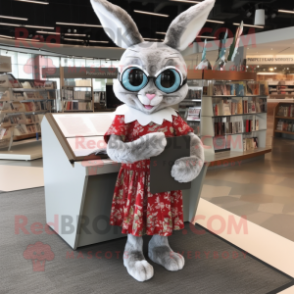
[188,163,209,223]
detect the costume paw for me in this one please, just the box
[148,246,185,271]
[140,132,167,158]
[123,251,154,282]
[171,157,203,183]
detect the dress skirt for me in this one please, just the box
[109,159,184,236]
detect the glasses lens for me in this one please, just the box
[121,67,148,92]
[161,70,176,88]
[155,69,182,93]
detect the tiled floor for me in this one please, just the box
[201,137,294,242]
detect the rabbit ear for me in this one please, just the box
[90,0,144,48]
[164,0,215,51]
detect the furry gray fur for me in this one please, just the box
[90,0,215,283]
[164,0,215,51]
[113,42,188,115]
[148,235,185,271]
[107,133,167,163]
[171,132,204,183]
[123,234,154,282]
[90,0,143,48]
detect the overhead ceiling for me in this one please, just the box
[0,0,293,47]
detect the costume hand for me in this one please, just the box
[171,156,204,183]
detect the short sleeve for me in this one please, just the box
[104,115,128,143]
[173,115,194,136]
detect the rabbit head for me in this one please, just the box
[90,0,215,114]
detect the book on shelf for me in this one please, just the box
[187,121,200,135]
[0,74,22,88]
[243,137,258,151]
[208,81,267,97]
[213,98,243,116]
[63,101,92,112]
[214,116,243,136]
[277,105,294,117]
[0,126,12,149]
[244,117,259,132]
[186,88,202,100]
[0,126,12,139]
[14,123,41,136]
[276,119,294,133]
[187,107,201,121]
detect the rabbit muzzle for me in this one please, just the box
[137,93,163,110]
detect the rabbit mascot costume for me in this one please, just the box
[90,0,215,282]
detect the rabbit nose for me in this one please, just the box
[146,94,156,100]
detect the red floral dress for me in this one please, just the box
[104,114,193,237]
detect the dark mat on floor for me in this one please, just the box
[0,187,293,294]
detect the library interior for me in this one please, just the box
[0,0,294,293]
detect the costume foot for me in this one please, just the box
[123,234,154,282]
[148,235,185,271]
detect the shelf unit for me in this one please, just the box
[184,71,271,160]
[268,81,294,99]
[274,102,294,139]
[201,95,268,153]
[0,74,57,150]
[178,85,202,135]
[61,86,94,112]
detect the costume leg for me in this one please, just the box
[123,234,154,282]
[148,235,185,271]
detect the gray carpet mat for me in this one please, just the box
[0,187,293,294]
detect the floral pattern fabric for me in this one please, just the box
[104,114,193,237]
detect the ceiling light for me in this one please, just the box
[64,38,84,42]
[257,65,259,68]
[14,0,49,4]
[197,35,216,39]
[156,32,166,35]
[144,37,164,41]
[56,22,102,28]
[0,34,14,39]
[0,22,54,30]
[271,48,273,50]
[257,72,278,75]
[169,0,200,4]
[36,30,60,35]
[16,37,40,42]
[0,15,28,21]
[134,10,169,17]
[278,9,294,14]
[64,33,86,37]
[206,19,225,24]
[24,24,54,30]
[89,40,109,43]
[0,22,21,27]
[269,68,274,71]
[233,22,264,29]
[254,9,265,26]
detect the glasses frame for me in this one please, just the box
[118,65,187,94]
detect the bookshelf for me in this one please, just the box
[274,102,294,139]
[201,95,268,154]
[61,86,94,112]
[184,69,270,156]
[178,86,202,136]
[0,74,57,150]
